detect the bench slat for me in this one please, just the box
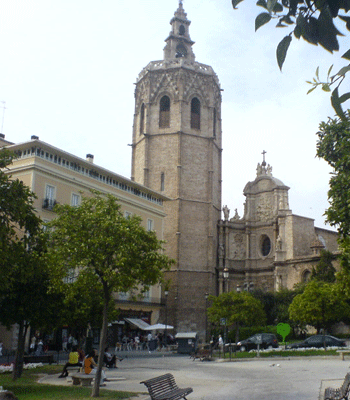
[141,373,192,400]
[324,372,350,400]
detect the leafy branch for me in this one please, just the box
[231,0,350,117]
[307,64,350,119]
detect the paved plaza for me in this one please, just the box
[39,353,350,400]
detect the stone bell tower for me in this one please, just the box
[131,1,222,336]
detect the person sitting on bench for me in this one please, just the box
[84,350,106,385]
[59,345,82,378]
[103,347,123,368]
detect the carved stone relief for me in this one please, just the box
[229,233,246,259]
[149,71,180,103]
[183,72,211,105]
[135,79,150,111]
[256,195,273,222]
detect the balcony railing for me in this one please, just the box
[42,198,57,211]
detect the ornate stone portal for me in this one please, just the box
[218,156,339,293]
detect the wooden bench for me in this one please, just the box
[336,350,350,360]
[23,354,54,364]
[140,373,193,400]
[191,348,211,361]
[324,372,350,400]
[71,373,94,386]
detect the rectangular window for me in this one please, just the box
[147,219,154,231]
[143,289,150,302]
[64,268,78,284]
[46,185,55,199]
[71,193,80,207]
[44,185,56,210]
[42,220,50,232]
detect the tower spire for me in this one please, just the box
[163,1,195,61]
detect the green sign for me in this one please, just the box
[277,323,291,343]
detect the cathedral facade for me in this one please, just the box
[131,2,338,338]
[218,159,339,294]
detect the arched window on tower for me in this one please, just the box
[191,97,201,130]
[140,103,145,135]
[179,25,185,35]
[213,108,217,137]
[159,95,170,128]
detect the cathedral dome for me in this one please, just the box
[243,162,289,196]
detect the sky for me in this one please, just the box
[1,0,349,229]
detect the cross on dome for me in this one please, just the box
[256,151,272,177]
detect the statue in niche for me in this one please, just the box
[218,244,225,258]
[276,234,282,251]
[223,205,230,221]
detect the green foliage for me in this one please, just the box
[207,291,266,328]
[229,324,277,341]
[251,290,276,325]
[252,288,299,326]
[47,191,173,397]
[231,0,350,117]
[311,250,337,282]
[316,111,350,238]
[289,280,350,332]
[0,149,63,380]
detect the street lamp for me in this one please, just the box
[205,292,209,343]
[164,290,168,349]
[223,267,229,293]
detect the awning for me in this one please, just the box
[175,332,197,339]
[124,318,150,330]
[144,323,174,331]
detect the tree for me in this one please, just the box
[59,272,119,343]
[288,280,350,335]
[207,291,266,343]
[47,191,173,397]
[231,0,350,118]
[0,149,63,380]
[316,111,350,238]
[311,249,337,282]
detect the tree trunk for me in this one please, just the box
[12,320,26,380]
[91,283,110,398]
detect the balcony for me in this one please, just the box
[42,198,57,211]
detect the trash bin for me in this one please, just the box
[149,338,158,351]
[175,332,198,354]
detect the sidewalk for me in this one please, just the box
[38,354,350,400]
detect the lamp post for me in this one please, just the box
[223,267,229,293]
[164,290,168,349]
[222,268,229,348]
[205,292,209,343]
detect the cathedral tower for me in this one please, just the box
[131,2,222,335]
